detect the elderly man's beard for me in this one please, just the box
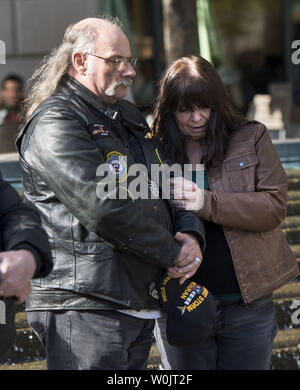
[105,78,133,97]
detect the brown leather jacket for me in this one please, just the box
[199,121,299,303]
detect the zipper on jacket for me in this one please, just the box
[115,114,130,149]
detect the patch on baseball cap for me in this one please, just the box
[156,275,217,347]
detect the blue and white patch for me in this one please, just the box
[106,151,127,182]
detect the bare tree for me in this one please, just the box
[162,0,199,65]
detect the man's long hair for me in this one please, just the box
[152,55,245,169]
[22,15,123,121]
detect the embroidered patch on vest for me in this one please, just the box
[91,124,109,136]
[106,151,127,182]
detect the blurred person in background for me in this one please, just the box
[0,74,23,153]
[132,59,156,112]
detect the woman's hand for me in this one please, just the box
[170,176,204,214]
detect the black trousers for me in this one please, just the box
[0,297,16,363]
[27,309,155,370]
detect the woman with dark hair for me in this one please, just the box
[152,55,298,370]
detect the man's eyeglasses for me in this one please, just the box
[85,53,137,71]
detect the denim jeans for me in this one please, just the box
[154,297,278,370]
[27,309,155,370]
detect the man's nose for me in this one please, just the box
[122,62,136,78]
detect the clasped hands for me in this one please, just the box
[168,232,202,285]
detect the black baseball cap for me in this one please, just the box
[156,275,217,347]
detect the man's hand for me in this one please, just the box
[0,250,36,304]
[168,232,202,284]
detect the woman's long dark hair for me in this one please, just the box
[152,55,245,168]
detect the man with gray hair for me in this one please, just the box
[16,16,205,370]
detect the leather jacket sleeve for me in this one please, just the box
[199,125,288,232]
[21,107,182,268]
[0,171,53,278]
[174,209,206,251]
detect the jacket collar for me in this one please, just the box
[61,74,120,121]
